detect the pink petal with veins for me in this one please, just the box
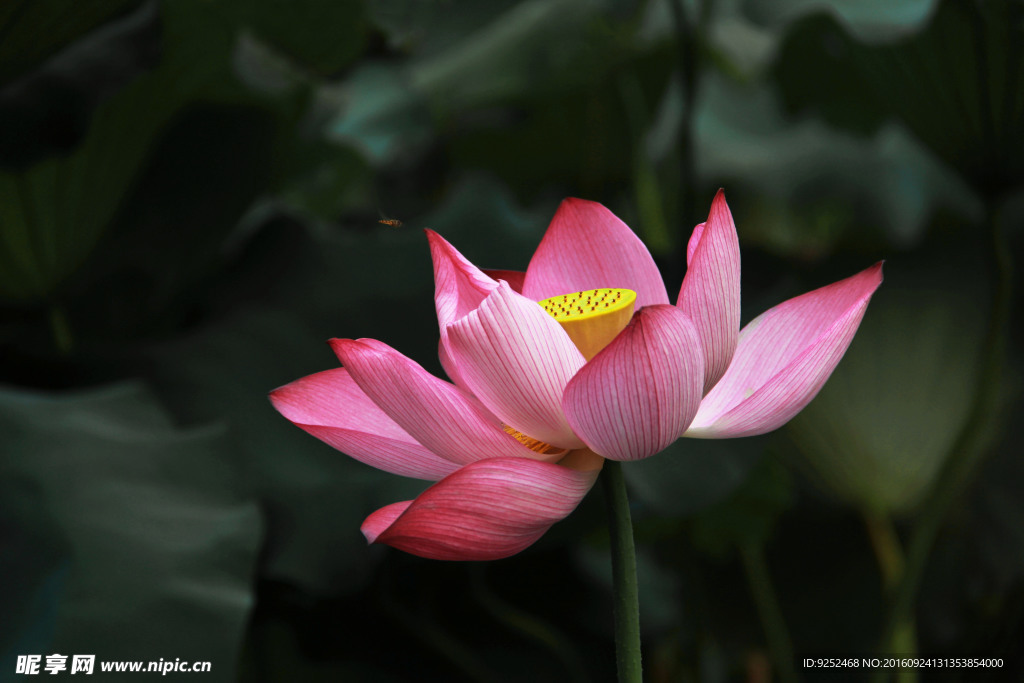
[677,190,741,394]
[687,262,884,438]
[446,282,586,449]
[563,305,704,460]
[522,198,669,308]
[269,369,458,480]
[331,338,555,464]
[361,457,599,561]
[427,229,498,329]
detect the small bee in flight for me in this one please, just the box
[377,210,402,228]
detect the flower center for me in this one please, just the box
[538,288,637,360]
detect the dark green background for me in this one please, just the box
[1,0,1022,681]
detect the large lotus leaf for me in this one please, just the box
[63,103,282,343]
[689,72,981,250]
[773,0,1024,194]
[0,0,242,304]
[742,0,937,42]
[329,0,633,170]
[0,0,340,305]
[325,62,435,168]
[0,382,260,678]
[369,0,530,59]
[144,308,427,595]
[786,267,987,515]
[0,2,160,169]
[626,435,767,518]
[221,0,367,76]
[0,0,141,87]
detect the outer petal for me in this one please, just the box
[562,305,704,461]
[676,190,741,394]
[331,338,557,464]
[360,457,599,561]
[483,269,526,294]
[522,198,669,308]
[447,282,586,448]
[269,368,458,480]
[687,263,884,438]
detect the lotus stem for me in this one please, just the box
[740,541,798,683]
[602,459,643,683]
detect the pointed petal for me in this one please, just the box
[331,338,555,464]
[362,457,599,561]
[686,222,706,265]
[676,190,741,394]
[447,282,586,448]
[687,263,884,438]
[522,198,669,308]
[362,501,412,543]
[483,269,526,294]
[270,369,458,480]
[562,305,704,461]
[427,229,498,330]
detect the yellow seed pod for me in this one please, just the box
[538,288,637,360]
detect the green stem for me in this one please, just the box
[740,542,798,683]
[48,305,74,355]
[862,509,905,593]
[863,509,917,683]
[601,460,643,683]
[876,201,1011,671]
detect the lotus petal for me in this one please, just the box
[270,369,459,480]
[563,305,704,460]
[522,198,670,308]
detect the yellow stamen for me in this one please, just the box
[502,424,568,458]
[538,288,637,360]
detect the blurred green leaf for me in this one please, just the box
[66,103,282,341]
[0,382,260,675]
[626,435,767,518]
[0,2,160,168]
[690,454,795,557]
[742,0,937,42]
[222,0,367,76]
[409,0,612,111]
[0,0,243,304]
[325,62,435,167]
[0,0,365,306]
[694,72,982,252]
[0,0,142,86]
[787,266,987,515]
[145,308,426,594]
[773,0,1024,196]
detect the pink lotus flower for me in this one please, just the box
[270,191,882,561]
